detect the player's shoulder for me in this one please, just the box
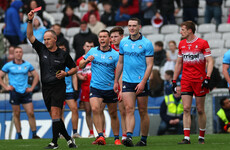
[224,49,230,56]
[142,35,153,45]
[120,36,129,43]
[2,61,13,68]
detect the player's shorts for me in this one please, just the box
[81,86,90,102]
[65,92,75,100]
[122,81,149,97]
[90,87,118,103]
[9,90,32,105]
[42,82,66,112]
[181,80,209,97]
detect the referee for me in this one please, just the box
[27,10,77,149]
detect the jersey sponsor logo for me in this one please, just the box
[10,67,16,70]
[124,51,145,57]
[93,60,114,67]
[181,46,186,48]
[183,53,199,60]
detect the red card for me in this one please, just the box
[34,6,42,12]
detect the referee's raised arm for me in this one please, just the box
[27,10,36,44]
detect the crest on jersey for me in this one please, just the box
[138,45,143,49]
[108,56,113,60]
[24,66,27,70]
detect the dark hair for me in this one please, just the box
[155,41,164,47]
[109,26,124,36]
[98,29,110,36]
[84,39,94,45]
[88,1,99,11]
[56,39,66,47]
[165,70,174,78]
[14,46,22,50]
[80,21,87,25]
[168,40,177,46]
[63,5,74,14]
[129,18,141,25]
[181,21,196,34]
[220,97,229,107]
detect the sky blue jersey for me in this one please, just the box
[119,34,154,83]
[65,67,74,93]
[223,50,230,87]
[1,60,34,93]
[84,46,119,90]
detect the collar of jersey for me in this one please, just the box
[13,60,25,64]
[97,46,112,53]
[186,36,198,43]
[128,33,142,41]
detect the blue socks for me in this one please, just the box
[141,136,147,142]
[114,135,119,140]
[98,132,103,137]
[73,129,77,134]
[127,132,133,138]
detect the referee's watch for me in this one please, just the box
[66,72,69,77]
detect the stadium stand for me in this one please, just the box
[197,23,216,34]
[160,25,179,34]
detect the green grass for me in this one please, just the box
[0,134,230,150]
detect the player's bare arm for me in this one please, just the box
[114,55,124,93]
[205,56,214,77]
[26,10,36,43]
[173,57,183,81]
[135,56,153,95]
[79,55,94,69]
[26,70,39,93]
[223,64,230,89]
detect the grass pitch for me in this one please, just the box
[0,134,229,150]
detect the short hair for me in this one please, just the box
[155,41,164,47]
[44,30,57,39]
[165,70,174,78]
[52,24,61,28]
[220,97,229,107]
[98,29,110,36]
[129,17,141,25]
[84,39,94,45]
[181,21,196,34]
[168,40,177,46]
[56,39,66,47]
[109,26,124,36]
[14,46,22,50]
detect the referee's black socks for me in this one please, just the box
[60,119,71,141]
[52,119,61,144]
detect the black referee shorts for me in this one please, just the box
[42,82,66,112]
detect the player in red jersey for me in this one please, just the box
[172,21,214,144]
[76,40,95,138]
[110,26,127,144]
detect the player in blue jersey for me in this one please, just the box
[0,47,40,139]
[57,41,81,138]
[114,18,154,147]
[79,30,120,145]
[223,50,230,93]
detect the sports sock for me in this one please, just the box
[52,119,61,144]
[127,132,133,139]
[114,135,119,140]
[122,134,127,140]
[141,136,147,143]
[184,128,190,140]
[199,128,206,139]
[17,132,22,138]
[59,119,71,141]
[90,130,94,135]
[73,129,77,134]
[32,130,37,136]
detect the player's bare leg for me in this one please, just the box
[84,101,94,137]
[118,101,127,142]
[196,96,206,144]
[12,105,22,139]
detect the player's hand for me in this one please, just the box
[202,76,210,89]
[56,70,66,79]
[135,81,145,95]
[118,90,123,102]
[25,87,33,93]
[113,82,119,93]
[172,80,177,93]
[6,86,14,91]
[86,55,94,62]
[28,10,34,20]
[169,120,174,125]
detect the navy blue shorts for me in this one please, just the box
[65,92,75,100]
[9,90,32,105]
[122,81,149,97]
[90,87,118,103]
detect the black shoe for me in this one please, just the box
[44,142,58,149]
[198,138,205,144]
[178,139,191,144]
[67,138,77,148]
[123,137,134,147]
[32,135,41,139]
[18,135,23,139]
[135,140,147,146]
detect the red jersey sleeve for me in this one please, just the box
[202,40,211,57]
[76,56,83,73]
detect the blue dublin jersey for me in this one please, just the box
[65,67,74,93]
[84,46,119,90]
[1,61,34,93]
[119,34,154,83]
[223,50,230,87]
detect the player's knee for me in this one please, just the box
[71,106,78,113]
[14,111,20,118]
[183,106,191,113]
[139,108,147,116]
[197,107,205,115]
[91,106,100,114]
[125,106,134,114]
[28,112,35,118]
